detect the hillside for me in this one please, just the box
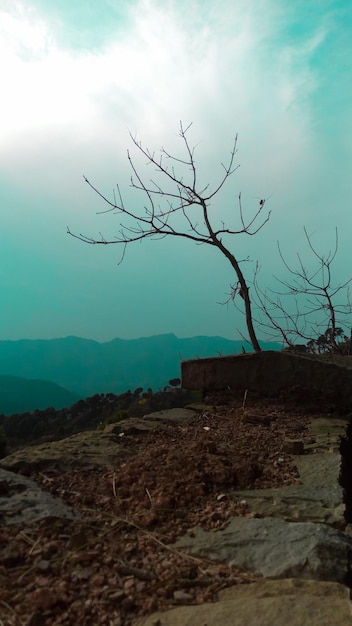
[0,375,79,416]
[0,334,280,401]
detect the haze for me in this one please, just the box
[0,0,351,342]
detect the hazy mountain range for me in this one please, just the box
[0,334,280,415]
[0,375,79,416]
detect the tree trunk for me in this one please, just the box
[215,239,261,352]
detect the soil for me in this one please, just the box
[0,396,324,625]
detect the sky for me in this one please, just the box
[0,0,351,344]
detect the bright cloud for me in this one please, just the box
[0,0,324,141]
[0,0,324,211]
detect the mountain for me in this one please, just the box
[0,375,80,416]
[0,334,281,402]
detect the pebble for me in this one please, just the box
[91,573,106,587]
[173,589,193,602]
[36,559,51,572]
[123,577,135,592]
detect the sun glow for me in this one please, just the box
[0,0,260,143]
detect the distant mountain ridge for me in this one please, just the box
[0,375,79,416]
[0,334,281,410]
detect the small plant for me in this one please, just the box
[306,327,352,355]
[98,409,130,430]
[169,378,181,388]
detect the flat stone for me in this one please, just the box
[140,579,352,626]
[0,468,77,525]
[229,448,344,527]
[184,402,209,412]
[230,484,344,527]
[142,408,197,422]
[283,439,304,455]
[305,418,348,453]
[295,452,341,486]
[308,418,348,437]
[175,517,352,582]
[104,418,161,436]
[0,431,134,474]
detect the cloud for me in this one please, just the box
[0,0,324,214]
[0,0,323,140]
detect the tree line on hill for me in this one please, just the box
[0,380,196,456]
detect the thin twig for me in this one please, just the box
[18,530,37,545]
[145,487,152,506]
[29,536,42,556]
[242,389,248,410]
[38,471,54,484]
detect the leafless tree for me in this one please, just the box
[250,227,352,352]
[68,122,270,352]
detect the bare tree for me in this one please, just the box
[68,122,270,352]
[251,227,352,352]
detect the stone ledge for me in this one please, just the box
[139,579,352,626]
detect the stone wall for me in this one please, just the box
[181,351,352,411]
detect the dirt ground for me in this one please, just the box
[0,396,322,626]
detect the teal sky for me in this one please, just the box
[0,0,351,342]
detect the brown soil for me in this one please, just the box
[0,398,320,626]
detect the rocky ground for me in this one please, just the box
[0,395,339,625]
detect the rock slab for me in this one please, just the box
[142,407,197,422]
[175,516,352,582]
[140,579,352,626]
[0,468,77,525]
[295,451,342,486]
[230,484,344,527]
[0,431,134,473]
